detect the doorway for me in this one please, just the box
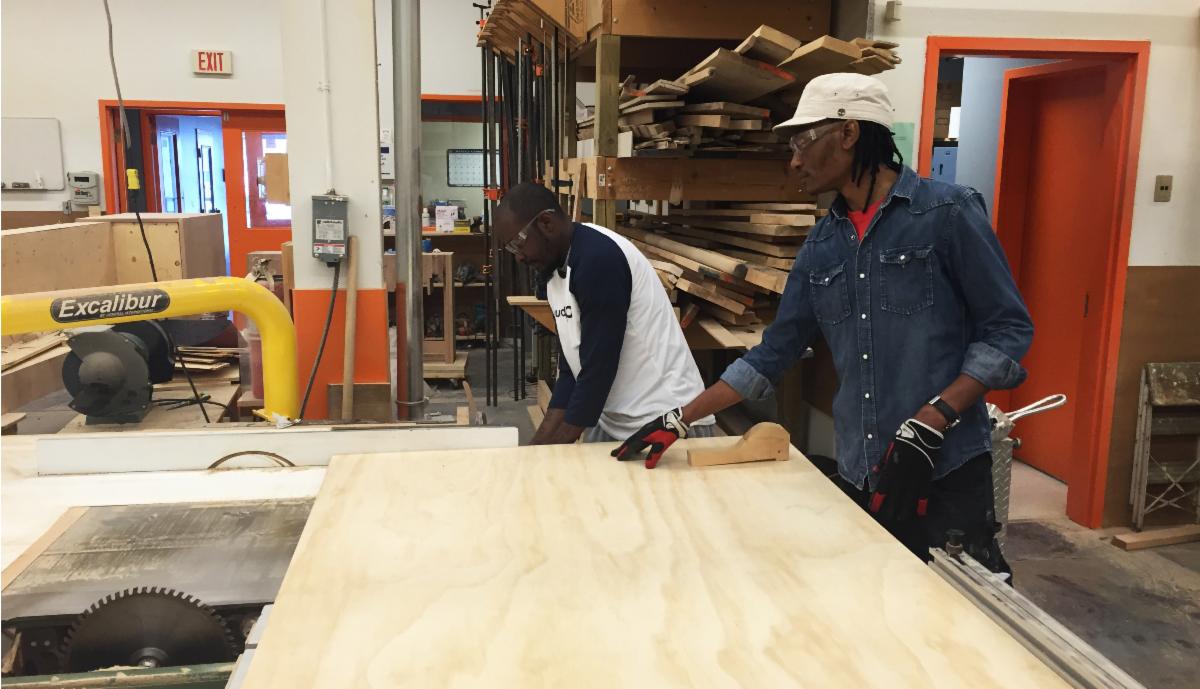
[99,101,290,277]
[919,38,1149,527]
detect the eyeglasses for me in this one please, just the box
[504,208,554,256]
[789,122,841,155]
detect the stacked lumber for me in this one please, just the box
[175,346,240,373]
[577,26,898,158]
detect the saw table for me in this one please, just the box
[239,438,1079,689]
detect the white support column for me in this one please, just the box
[281,0,383,292]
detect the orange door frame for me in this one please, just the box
[97,100,284,214]
[919,37,1149,527]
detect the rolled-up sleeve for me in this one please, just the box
[720,248,821,400]
[950,191,1034,390]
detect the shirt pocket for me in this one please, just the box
[879,245,934,315]
[809,261,851,325]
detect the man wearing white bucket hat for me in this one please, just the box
[614,73,1033,575]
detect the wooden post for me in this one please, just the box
[593,33,620,229]
[340,235,359,420]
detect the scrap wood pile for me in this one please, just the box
[175,346,240,373]
[577,28,899,158]
[615,201,822,348]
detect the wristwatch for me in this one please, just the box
[928,396,960,429]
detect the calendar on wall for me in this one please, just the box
[446,149,497,187]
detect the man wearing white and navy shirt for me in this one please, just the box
[494,183,714,457]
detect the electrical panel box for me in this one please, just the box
[311,194,349,263]
[67,171,101,206]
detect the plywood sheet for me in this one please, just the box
[242,439,1071,689]
[1,222,116,294]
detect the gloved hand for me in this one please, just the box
[611,408,690,469]
[868,418,943,523]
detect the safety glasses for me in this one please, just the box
[504,208,554,255]
[788,122,841,155]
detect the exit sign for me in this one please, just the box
[193,50,233,76]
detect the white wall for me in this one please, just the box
[956,57,1052,209]
[0,0,284,212]
[875,0,1200,266]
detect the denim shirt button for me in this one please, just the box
[862,354,869,360]
[867,433,873,440]
[864,393,870,399]
[859,273,866,279]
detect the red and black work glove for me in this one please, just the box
[610,408,689,469]
[868,418,943,523]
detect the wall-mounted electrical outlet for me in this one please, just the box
[1153,174,1172,202]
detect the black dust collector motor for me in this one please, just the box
[62,321,175,424]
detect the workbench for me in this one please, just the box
[241,438,1073,688]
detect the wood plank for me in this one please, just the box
[615,225,748,278]
[726,119,765,131]
[679,102,771,119]
[597,157,809,202]
[619,99,684,114]
[507,296,556,332]
[734,25,804,65]
[1,333,67,371]
[688,422,790,467]
[677,279,747,315]
[665,209,815,226]
[641,79,689,96]
[1112,525,1200,551]
[694,317,745,348]
[778,35,862,82]
[849,55,894,76]
[675,114,731,129]
[537,380,552,413]
[653,216,808,237]
[699,302,759,326]
[679,49,795,102]
[678,303,701,329]
[729,202,818,211]
[240,438,1073,689]
[619,94,681,109]
[647,259,683,277]
[423,353,468,380]
[724,248,796,271]
[662,226,804,257]
[626,237,767,295]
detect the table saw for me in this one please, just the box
[2,433,1142,688]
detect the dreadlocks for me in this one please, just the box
[850,121,904,212]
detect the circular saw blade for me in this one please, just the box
[61,586,241,673]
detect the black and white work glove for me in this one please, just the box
[868,418,943,523]
[610,408,689,469]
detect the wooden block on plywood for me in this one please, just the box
[688,422,790,467]
[735,25,804,66]
[1,412,26,435]
[1112,525,1200,551]
[777,36,862,81]
[680,49,795,103]
[1,222,117,295]
[527,404,545,428]
[688,317,747,350]
[327,382,394,422]
[423,353,468,380]
[537,380,552,413]
[675,114,732,129]
[679,102,771,119]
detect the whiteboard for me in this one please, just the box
[2,117,65,190]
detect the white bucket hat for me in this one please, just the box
[774,73,895,134]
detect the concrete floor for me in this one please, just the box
[10,345,1199,687]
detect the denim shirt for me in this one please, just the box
[721,166,1033,490]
